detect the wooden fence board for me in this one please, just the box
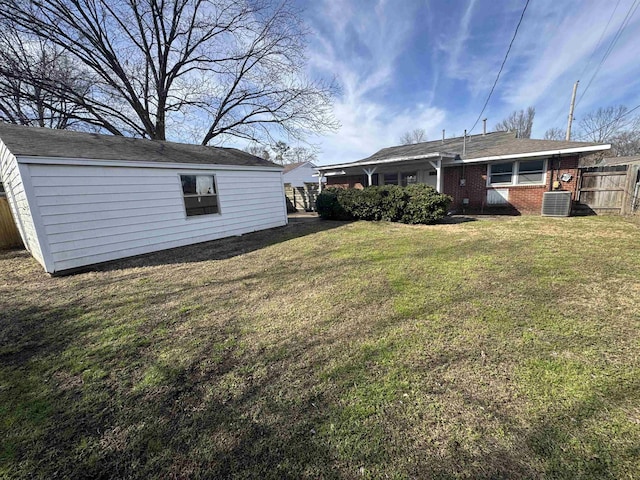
[577,168,628,213]
[0,197,23,249]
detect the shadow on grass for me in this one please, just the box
[2,218,638,478]
[438,215,478,224]
[525,375,640,479]
[75,216,349,274]
[0,294,340,479]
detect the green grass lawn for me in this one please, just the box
[1,215,639,479]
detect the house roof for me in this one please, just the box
[0,123,279,168]
[282,161,316,173]
[317,131,609,170]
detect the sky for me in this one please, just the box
[296,0,640,166]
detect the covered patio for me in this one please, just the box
[317,153,449,192]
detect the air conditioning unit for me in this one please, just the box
[542,191,572,217]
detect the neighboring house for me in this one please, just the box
[282,161,323,186]
[282,161,323,211]
[317,131,611,214]
[0,124,287,274]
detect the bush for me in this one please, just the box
[316,184,451,224]
[315,188,352,220]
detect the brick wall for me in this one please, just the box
[326,175,366,189]
[324,156,582,214]
[443,156,581,214]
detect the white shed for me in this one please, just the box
[0,124,287,274]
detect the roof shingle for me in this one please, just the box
[321,131,608,169]
[0,123,279,168]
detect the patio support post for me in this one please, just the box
[318,172,324,192]
[428,159,443,193]
[363,167,377,186]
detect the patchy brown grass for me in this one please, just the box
[1,215,639,479]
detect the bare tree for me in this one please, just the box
[288,146,317,164]
[399,128,427,145]
[577,105,635,143]
[0,32,90,129]
[245,143,271,161]
[543,127,566,140]
[0,0,338,144]
[267,140,316,164]
[609,130,640,156]
[494,107,536,138]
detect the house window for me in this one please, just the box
[488,160,546,186]
[489,162,514,185]
[180,174,219,216]
[517,160,546,184]
[383,173,399,185]
[0,182,5,197]
[401,172,417,186]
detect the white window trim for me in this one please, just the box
[487,159,547,187]
[179,173,222,219]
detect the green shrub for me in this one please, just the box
[316,188,352,220]
[316,184,451,224]
[401,184,451,224]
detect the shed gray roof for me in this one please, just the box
[318,131,608,170]
[0,123,279,168]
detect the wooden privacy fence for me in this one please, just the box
[577,166,628,214]
[577,163,640,215]
[284,183,319,212]
[0,197,23,249]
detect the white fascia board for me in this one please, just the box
[16,155,284,172]
[317,152,451,171]
[450,144,611,164]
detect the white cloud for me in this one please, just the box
[489,0,640,135]
[306,0,447,165]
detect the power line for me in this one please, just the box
[467,0,530,135]
[548,0,622,127]
[577,0,622,83]
[575,0,640,108]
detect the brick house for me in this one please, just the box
[316,131,610,214]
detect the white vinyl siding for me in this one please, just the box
[283,163,320,187]
[26,163,286,273]
[0,142,45,266]
[488,159,547,186]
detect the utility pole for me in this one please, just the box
[566,80,579,141]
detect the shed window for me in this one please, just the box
[180,175,219,216]
[488,160,547,186]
